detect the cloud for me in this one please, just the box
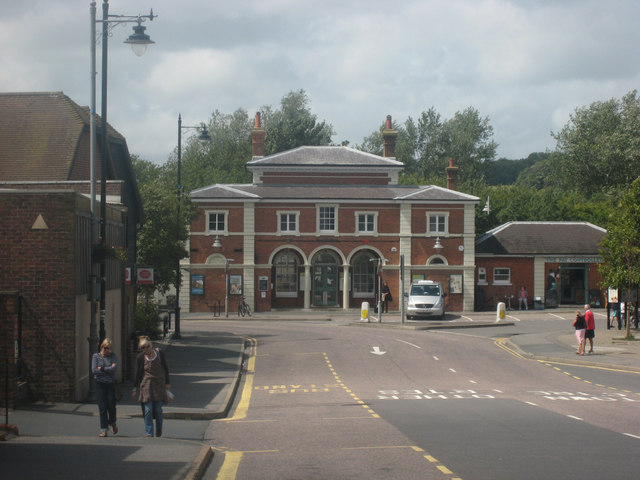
[2,0,640,163]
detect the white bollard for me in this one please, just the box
[361,302,370,322]
[496,302,506,322]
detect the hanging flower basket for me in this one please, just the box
[92,244,127,263]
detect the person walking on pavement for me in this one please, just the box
[584,303,596,354]
[133,336,171,437]
[518,286,528,311]
[91,337,118,437]
[381,281,393,313]
[573,310,586,355]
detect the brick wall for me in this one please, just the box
[0,192,77,402]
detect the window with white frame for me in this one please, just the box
[278,211,299,235]
[427,212,448,235]
[355,212,377,234]
[478,267,487,285]
[274,250,298,297]
[493,267,511,285]
[317,205,337,233]
[207,211,227,234]
[352,254,375,296]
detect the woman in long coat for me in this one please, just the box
[132,336,170,437]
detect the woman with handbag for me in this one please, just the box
[91,338,118,437]
[132,336,171,437]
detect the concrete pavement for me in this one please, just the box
[1,307,639,480]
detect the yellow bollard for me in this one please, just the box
[361,302,369,322]
[496,302,506,322]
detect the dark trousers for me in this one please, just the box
[96,381,116,430]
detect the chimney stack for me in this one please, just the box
[251,112,266,157]
[382,115,397,158]
[446,158,458,191]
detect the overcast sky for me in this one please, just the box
[2,0,640,165]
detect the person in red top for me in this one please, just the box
[584,304,595,354]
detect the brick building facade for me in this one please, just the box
[183,115,479,315]
[0,92,141,404]
[475,222,606,311]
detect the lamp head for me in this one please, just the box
[124,22,154,56]
[197,124,211,144]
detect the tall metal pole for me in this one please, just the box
[400,254,405,325]
[174,114,182,338]
[88,0,99,400]
[98,0,110,344]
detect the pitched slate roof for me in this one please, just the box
[0,91,125,181]
[247,146,404,169]
[191,183,478,203]
[475,222,606,256]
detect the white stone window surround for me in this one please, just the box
[493,267,511,285]
[317,204,339,234]
[354,211,378,236]
[477,267,488,285]
[426,211,449,236]
[277,210,300,235]
[205,209,229,235]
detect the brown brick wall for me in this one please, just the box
[0,192,77,402]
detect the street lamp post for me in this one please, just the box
[174,115,210,339]
[225,258,235,318]
[89,0,156,396]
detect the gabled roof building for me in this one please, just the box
[186,114,479,315]
[475,221,606,310]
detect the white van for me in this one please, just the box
[406,280,447,319]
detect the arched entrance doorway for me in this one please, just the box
[312,250,340,306]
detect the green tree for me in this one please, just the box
[553,90,640,197]
[444,107,497,193]
[358,106,497,190]
[599,178,640,339]
[135,177,198,296]
[262,89,334,155]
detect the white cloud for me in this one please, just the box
[2,0,640,163]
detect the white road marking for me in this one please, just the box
[623,433,640,440]
[549,313,566,320]
[433,356,439,361]
[525,401,538,406]
[567,415,583,421]
[460,315,474,321]
[396,339,421,349]
[506,314,521,322]
[449,368,457,373]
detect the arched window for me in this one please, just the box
[352,253,375,297]
[274,250,298,297]
[427,256,447,265]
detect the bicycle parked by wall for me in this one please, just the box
[238,296,252,317]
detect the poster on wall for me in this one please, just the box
[449,274,463,294]
[230,275,243,295]
[191,274,204,295]
[412,274,425,283]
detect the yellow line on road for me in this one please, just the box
[216,451,243,480]
[219,336,257,422]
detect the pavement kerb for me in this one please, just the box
[159,333,247,421]
[501,336,640,373]
[185,445,214,480]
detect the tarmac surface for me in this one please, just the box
[1,307,639,480]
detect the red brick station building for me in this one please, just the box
[182,114,606,316]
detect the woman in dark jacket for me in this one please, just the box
[91,338,118,437]
[132,336,170,437]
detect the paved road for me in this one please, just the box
[206,315,640,479]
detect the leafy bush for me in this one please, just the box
[134,299,162,340]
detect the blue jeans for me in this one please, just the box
[95,381,116,430]
[143,401,163,436]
